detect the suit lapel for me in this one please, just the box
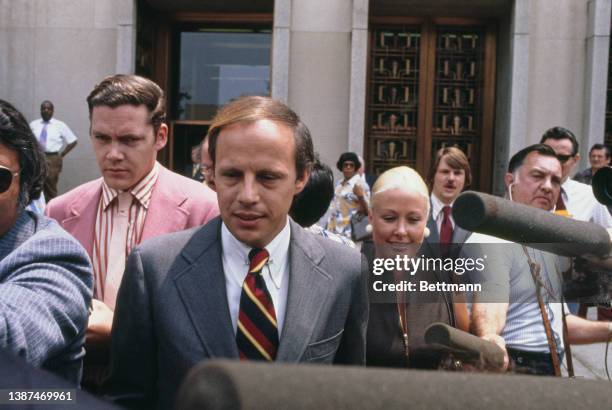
[173,218,239,358]
[141,167,190,241]
[452,226,470,246]
[421,211,440,257]
[60,182,101,258]
[276,221,332,361]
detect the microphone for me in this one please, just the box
[424,323,505,369]
[592,166,612,206]
[452,191,612,257]
[175,360,612,410]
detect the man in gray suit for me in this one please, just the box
[422,146,472,258]
[0,100,92,385]
[108,96,368,409]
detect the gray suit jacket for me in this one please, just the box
[0,211,93,385]
[108,217,368,410]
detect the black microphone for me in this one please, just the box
[424,323,505,369]
[452,191,612,257]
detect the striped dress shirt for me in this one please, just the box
[92,163,159,306]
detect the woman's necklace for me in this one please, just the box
[396,289,409,360]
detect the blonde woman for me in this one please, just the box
[364,166,469,368]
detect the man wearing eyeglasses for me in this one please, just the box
[540,127,612,227]
[0,99,92,384]
[540,127,612,319]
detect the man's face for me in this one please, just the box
[504,151,562,211]
[542,138,579,182]
[40,102,53,122]
[214,119,309,248]
[589,148,609,170]
[0,142,21,237]
[432,156,466,204]
[201,137,214,189]
[91,105,167,191]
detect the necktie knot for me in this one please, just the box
[442,205,452,217]
[248,248,269,274]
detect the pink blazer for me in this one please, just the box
[45,165,219,260]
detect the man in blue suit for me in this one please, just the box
[0,100,92,385]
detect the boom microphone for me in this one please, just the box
[424,323,505,369]
[452,191,612,257]
[175,360,612,410]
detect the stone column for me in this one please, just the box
[272,0,291,102]
[583,0,611,164]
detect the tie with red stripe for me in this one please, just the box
[236,248,279,361]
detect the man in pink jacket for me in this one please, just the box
[45,75,218,387]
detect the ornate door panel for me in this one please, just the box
[366,18,496,191]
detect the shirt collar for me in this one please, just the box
[430,193,454,220]
[341,174,361,186]
[221,217,291,289]
[100,162,160,211]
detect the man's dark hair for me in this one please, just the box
[40,100,54,109]
[336,152,361,172]
[206,96,314,178]
[0,100,47,208]
[426,146,472,190]
[540,126,579,155]
[508,143,559,174]
[87,74,166,134]
[290,157,334,227]
[590,143,610,158]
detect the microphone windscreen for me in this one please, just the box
[424,323,505,369]
[453,191,612,257]
[175,360,612,410]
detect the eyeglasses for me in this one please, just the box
[556,154,575,164]
[0,166,19,194]
[342,162,356,169]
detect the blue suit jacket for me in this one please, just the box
[0,211,93,385]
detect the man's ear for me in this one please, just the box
[504,172,514,189]
[154,123,168,151]
[294,169,310,195]
[574,153,581,163]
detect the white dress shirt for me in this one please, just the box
[222,219,290,336]
[29,118,77,154]
[560,179,612,228]
[430,193,456,234]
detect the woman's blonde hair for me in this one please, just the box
[371,166,430,213]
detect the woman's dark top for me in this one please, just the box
[363,241,455,369]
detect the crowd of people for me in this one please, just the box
[1,74,612,409]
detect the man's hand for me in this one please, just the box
[87,299,114,345]
[480,333,509,371]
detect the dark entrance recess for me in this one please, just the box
[136,0,273,173]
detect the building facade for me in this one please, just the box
[1,0,610,195]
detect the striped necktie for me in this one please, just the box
[236,248,279,361]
